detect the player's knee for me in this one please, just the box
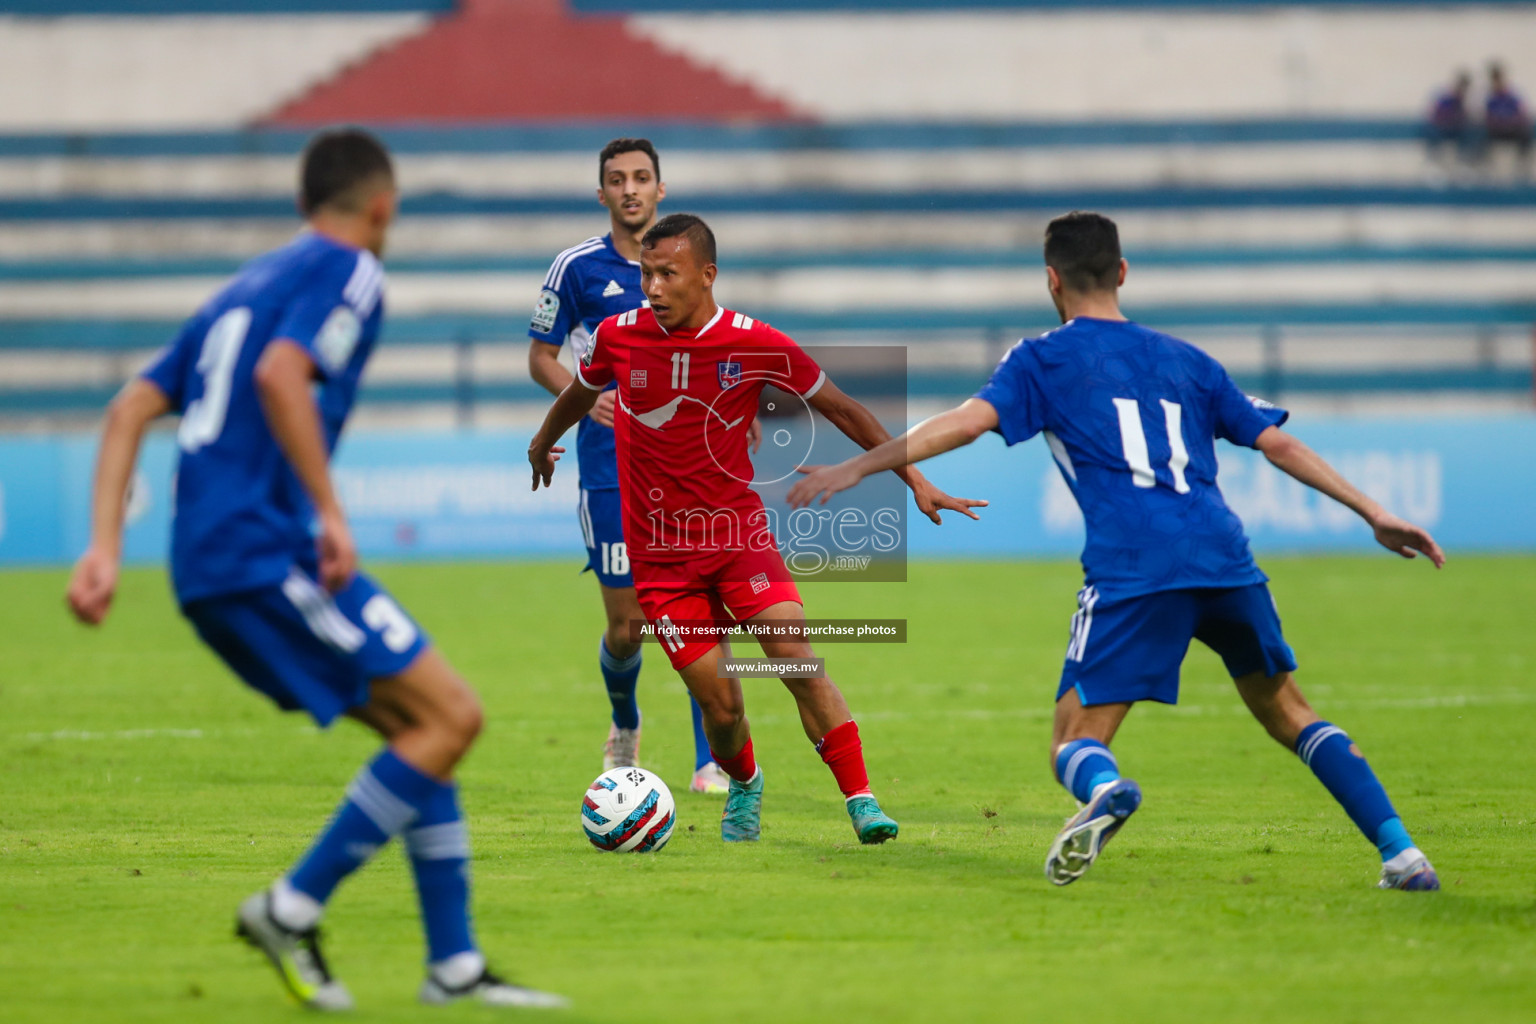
[1243,672,1314,746]
[760,643,815,680]
[605,620,640,659]
[779,673,825,699]
[698,691,744,730]
[440,689,484,749]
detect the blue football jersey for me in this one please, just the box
[528,233,642,490]
[141,231,385,605]
[974,317,1289,600]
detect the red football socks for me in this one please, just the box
[712,737,758,783]
[817,720,873,799]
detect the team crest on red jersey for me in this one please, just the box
[717,360,743,389]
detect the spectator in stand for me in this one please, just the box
[1483,62,1531,171]
[1425,70,1473,163]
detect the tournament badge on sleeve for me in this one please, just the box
[532,288,560,333]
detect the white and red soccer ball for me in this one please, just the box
[581,767,676,853]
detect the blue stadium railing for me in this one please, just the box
[6,304,1536,353]
[5,304,1531,417]
[0,119,1443,159]
[2,184,1531,221]
[2,245,1532,282]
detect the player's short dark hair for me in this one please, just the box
[299,128,394,217]
[1044,211,1123,293]
[599,137,660,182]
[642,213,717,267]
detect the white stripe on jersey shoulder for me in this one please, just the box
[342,251,384,317]
[694,306,727,338]
[618,307,640,327]
[543,236,606,290]
[544,235,604,281]
[729,311,756,330]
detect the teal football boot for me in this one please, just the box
[847,795,899,844]
[721,769,763,842]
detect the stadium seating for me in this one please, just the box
[0,0,1532,425]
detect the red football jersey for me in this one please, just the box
[575,305,825,563]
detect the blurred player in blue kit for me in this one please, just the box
[65,129,566,1010]
[790,212,1445,891]
[527,138,743,794]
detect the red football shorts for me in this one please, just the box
[631,545,802,670]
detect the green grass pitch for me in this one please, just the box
[2,556,1533,1023]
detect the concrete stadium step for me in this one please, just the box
[2,243,1532,281]
[6,299,1535,356]
[624,6,1536,120]
[3,4,1530,130]
[0,12,428,132]
[3,183,1532,220]
[0,261,1529,319]
[0,142,1493,197]
[2,208,1534,261]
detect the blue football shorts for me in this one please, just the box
[182,566,429,727]
[579,486,632,589]
[1057,582,1298,707]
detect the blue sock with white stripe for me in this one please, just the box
[405,780,479,965]
[601,637,642,731]
[689,696,713,771]
[287,748,438,908]
[1054,739,1121,804]
[1295,721,1413,861]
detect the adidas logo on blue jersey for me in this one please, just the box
[602,280,625,298]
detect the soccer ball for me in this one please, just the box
[581,767,676,853]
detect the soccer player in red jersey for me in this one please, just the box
[529,214,984,843]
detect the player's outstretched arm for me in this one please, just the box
[255,340,356,592]
[528,379,601,491]
[790,394,996,520]
[67,377,170,625]
[531,337,618,428]
[1254,425,1446,567]
[528,339,573,396]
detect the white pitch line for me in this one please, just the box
[12,725,315,742]
[12,691,1529,741]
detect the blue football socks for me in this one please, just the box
[689,696,713,771]
[404,780,478,964]
[288,748,438,906]
[1295,721,1415,861]
[1054,739,1121,804]
[600,637,642,731]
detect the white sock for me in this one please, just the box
[1382,847,1425,872]
[432,949,486,988]
[269,878,322,932]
